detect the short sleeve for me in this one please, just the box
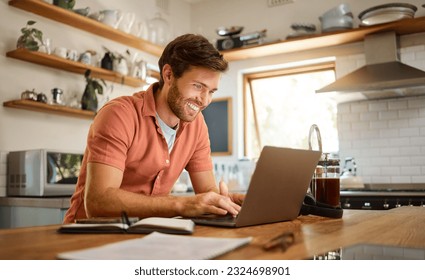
[86,98,137,171]
[185,114,213,173]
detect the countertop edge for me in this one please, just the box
[0,196,71,208]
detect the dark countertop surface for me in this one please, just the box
[0,196,71,208]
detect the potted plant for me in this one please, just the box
[53,0,75,10]
[16,20,44,51]
[81,70,106,112]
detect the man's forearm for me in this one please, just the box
[85,187,184,219]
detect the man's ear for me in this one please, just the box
[162,64,173,84]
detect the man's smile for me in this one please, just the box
[187,101,200,112]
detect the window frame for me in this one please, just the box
[242,62,336,157]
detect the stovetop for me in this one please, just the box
[339,183,425,210]
[341,189,425,196]
[340,183,425,195]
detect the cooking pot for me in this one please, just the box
[21,89,38,101]
[319,3,353,32]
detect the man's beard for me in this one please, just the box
[167,80,201,123]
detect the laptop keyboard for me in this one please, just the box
[193,213,237,223]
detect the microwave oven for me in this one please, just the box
[7,149,83,197]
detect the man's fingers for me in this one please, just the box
[216,195,240,216]
[219,180,228,197]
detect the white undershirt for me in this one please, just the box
[156,113,178,152]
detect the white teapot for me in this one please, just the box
[114,58,129,76]
[99,10,123,29]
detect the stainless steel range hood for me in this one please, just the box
[316,31,425,100]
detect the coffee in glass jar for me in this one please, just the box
[314,155,340,207]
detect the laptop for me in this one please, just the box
[192,146,321,227]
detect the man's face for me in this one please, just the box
[167,66,221,122]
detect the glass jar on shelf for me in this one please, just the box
[147,12,171,46]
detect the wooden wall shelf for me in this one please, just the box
[6,49,144,87]
[9,0,163,57]
[9,0,425,64]
[222,16,425,61]
[3,99,95,119]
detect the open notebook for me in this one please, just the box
[192,146,321,227]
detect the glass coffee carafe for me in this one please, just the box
[314,154,340,207]
[308,124,341,207]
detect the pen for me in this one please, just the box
[121,211,132,226]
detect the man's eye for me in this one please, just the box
[192,83,203,90]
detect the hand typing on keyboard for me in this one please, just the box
[178,181,244,218]
[219,180,245,206]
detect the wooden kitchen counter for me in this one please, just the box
[0,206,424,260]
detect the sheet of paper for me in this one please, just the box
[57,232,252,260]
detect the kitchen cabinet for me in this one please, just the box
[0,197,69,228]
[221,16,425,61]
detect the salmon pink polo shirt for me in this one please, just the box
[63,83,213,223]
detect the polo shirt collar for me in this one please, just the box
[142,82,159,118]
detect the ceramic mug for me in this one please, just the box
[67,49,78,61]
[79,52,91,65]
[99,10,123,29]
[54,47,67,59]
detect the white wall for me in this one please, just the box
[338,96,425,184]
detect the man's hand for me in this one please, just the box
[182,170,245,218]
[219,180,245,206]
[178,189,241,217]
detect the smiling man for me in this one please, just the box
[63,34,244,223]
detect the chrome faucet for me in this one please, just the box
[308,124,322,152]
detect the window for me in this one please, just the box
[243,62,338,159]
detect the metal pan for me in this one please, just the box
[216,26,244,37]
[359,3,417,26]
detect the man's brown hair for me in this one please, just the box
[157,34,228,88]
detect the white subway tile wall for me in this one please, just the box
[338,97,425,184]
[336,39,425,184]
[0,151,7,197]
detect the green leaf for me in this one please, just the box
[26,41,39,51]
[27,20,36,26]
[92,80,104,95]
[33,30,43,41]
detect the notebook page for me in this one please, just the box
[57,232,252,260]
